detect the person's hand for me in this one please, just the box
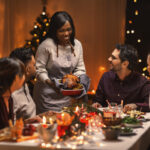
[45,79,60,93]
[24,116,42,124]
[123,103,137,113]
[92,102,102,108]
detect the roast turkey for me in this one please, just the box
[62,74,79,89]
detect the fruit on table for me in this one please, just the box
[23,124,36,136]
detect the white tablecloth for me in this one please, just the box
[0,113,150,150]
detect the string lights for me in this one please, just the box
[135,10,139,16]
[125,0,141,44]
[125,0,149,77]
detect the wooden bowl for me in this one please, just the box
[102,126,120,140]
[103,118,122,126]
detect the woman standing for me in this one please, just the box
[34,11,89,114]
[0,58,25,129]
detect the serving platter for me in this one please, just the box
[61,87,84,96]
[58,78,84,96]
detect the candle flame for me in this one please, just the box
[75,106,79,112]
[43,116,46,124]
[92,90,96,94]
[49,117,53,125]
[61,113,65,117]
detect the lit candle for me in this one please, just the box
[61,113,65,117]
[75,106,80,116]
[42,116,48,128]
[49,117,53,125]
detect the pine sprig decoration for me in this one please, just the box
[64,102,103,116]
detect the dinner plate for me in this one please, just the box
[124,123,142,128]
[120,131,136,136]
[126,110,145,116]
[137,118,146,122]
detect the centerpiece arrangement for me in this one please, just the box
[56,103,103,140]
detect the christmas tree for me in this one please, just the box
[24,0,50,95]
[24,0,50,54]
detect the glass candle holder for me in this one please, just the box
[37,123,57,143]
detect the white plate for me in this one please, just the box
[124,123,142,128]
[137,118,146,122]
[120,131,136,136]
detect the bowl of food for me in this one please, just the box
[102,126,120,140]
[126,110,145,116]
[122,116,142,128]
[103,118,122,126]
[120,127,135,136]
[60,74,84,96]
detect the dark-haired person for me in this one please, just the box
[9,47,36,121]
[34,11,90,114]
[0,58,25,129]
[147,52,150,75]
[10,47,36,96]
[93,44,150,112]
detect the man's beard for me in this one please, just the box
[109,64,116,72]
[110,66,122,73]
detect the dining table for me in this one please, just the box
[0,112,150,150]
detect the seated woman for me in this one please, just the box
[0,58,25,129]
